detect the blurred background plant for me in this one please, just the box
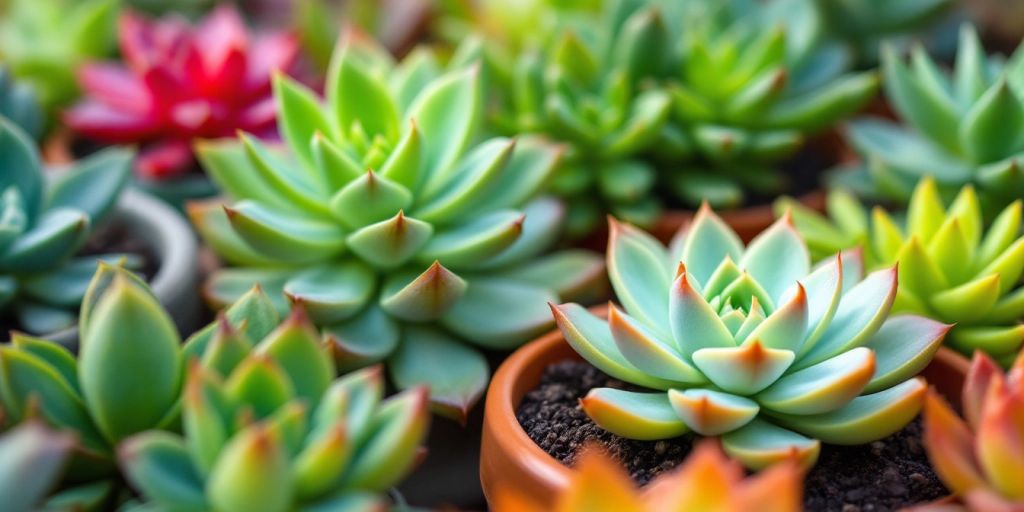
[0,66,43,140]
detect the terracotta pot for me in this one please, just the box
[480,310,970,508]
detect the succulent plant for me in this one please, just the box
[551,206,950,469]
[0,421,75,512]
[806,0,953,68]
[0,67,44,140]
[0,0,118,114]
[921,351,1024,511]
[0,116,134,335]
[836,24,1024,215]
[190,33,605,420]
[494,440,803,511]
[778,178,1024,366]
[65,6,299,184]
[658,0,877,209]
[489,0,673,235]
[121,361,429,512]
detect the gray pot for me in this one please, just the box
[48,188,201,349]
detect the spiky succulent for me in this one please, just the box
[778,178,1024,365]
[0,67,44,140]
[488,0,673,235]
[659,0,877,208]
[66,6,300,186]
[0,116,133,335]
[0,421,76,512]
[552,206,950,469]
[921,351,1024,511]
[494,440,803,512]
[190,34,604,420]
[0,0,118,114]
[836,25,1024,215]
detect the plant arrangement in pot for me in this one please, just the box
[918,350,1024,511]
[63,5,301,208]
[493,440,803,512]
[0,264,430,510]
[189,32,606,421]
[778,178,1024,366]
[834,24,1024,217]
[0,0,118,119]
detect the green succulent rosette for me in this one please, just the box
[660,0,877,209]
[836,25,1024,216]
[0,0,118,114]
[551,206,949,469]
[778,178,1024,366]
[490,0,674,236]
[0,116,133,335]
[189,34,605,420]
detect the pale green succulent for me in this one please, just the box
[552,206,949,469]
[0,67,43,140]
[490,0,674,235]
[0,116,133,335]
[778,178,1024,366]
[190,34,605,420]
[836,24,1024,216]
[0,421,76,512]
[659,0,877,208]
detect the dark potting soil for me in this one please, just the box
[517,360,949,511]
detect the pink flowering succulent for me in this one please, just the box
[65,6,298,180]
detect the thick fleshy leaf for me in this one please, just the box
[797,254,843,350]
[417,210,524,268]
[9,333,79,393]
[225,357,294,419]
[329,47,400,140]
[203,268,292,313]
[46,148,131,223]
[207,426,292,512]
[670,272,735,358]
[975,380,1024,499]
[922,390,988,497]
[329,171,413,230]
[293,421,351,500]
[930,274,1001,323]
[0,422,75,512]
[693,342,795,395]
[720,419,820,470]
[758,348,876,415]
[323,305,400,372]
[119,432,206,508]
[472,197,564,269]
[550,303,676,390]
[907,178,946,242]
[187,200,280,266]
[240,134,328,213]
[607,219,671,330]
[963,353,1001,430]
[772,378,926,444]
[0,117,43,221]
[738,215,810,304]
[342,387,429,490]
[672,203,743,285]
[608,306,705,384]
[283,262,375,325]
[863,316,949,393]
[274,75,333,172]
[947,325,1024,357]
[442,277,556,349]
[581,388,689,440]
[255,307,334,407]
[379,262,467,321]
[21,254,137,308]
[741,284,808,352]
[0,208,89,272]
[497,250,606,302]
[79,272,182,443]
[345,211,433,269]
[378,121,423,191]
[960,79,1024,164]
[415,138,516,222]
[881,46,960,152]
[225,201,345,264]
[668,388,759,436]
[309,132,364,190]
[405,67,480,182]
[466,136,560,213]
[388,328,486,420]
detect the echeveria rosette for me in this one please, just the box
[0,116,133,335]
[189,34,605,420]
[662,0,877,208]
[0,67,44,140]
[65,6,300,181]
[0,0,117,114]
[121,325,429,512]
[494,440,803,512]
[778,178,1024,365]
[551,206,950,469]
[836,25,1024,215]
[491,0,673,235]
[0,421,76,512]
[921,351,1024,511]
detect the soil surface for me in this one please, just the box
[518,360,949,511]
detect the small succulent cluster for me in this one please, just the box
[0,117,133,335]
[658,0,877,209]
[0,264,430,509]
[779,178,1024,365]
[0,0,118,113]
[494,440,803,512]
[191,33,604,419]
[552,206,949,469]
[65,6,299,181]
[0,67,43,140]
[922,352,1024,511]
[837,25,1024,214]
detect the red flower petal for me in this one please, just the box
[77,63,152,113]
[64,102,160,143]
[137,140,194,179]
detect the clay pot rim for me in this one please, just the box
[481,308,971,506]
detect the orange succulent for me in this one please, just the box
[493,440,803,512]
[920,351,1024,511]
